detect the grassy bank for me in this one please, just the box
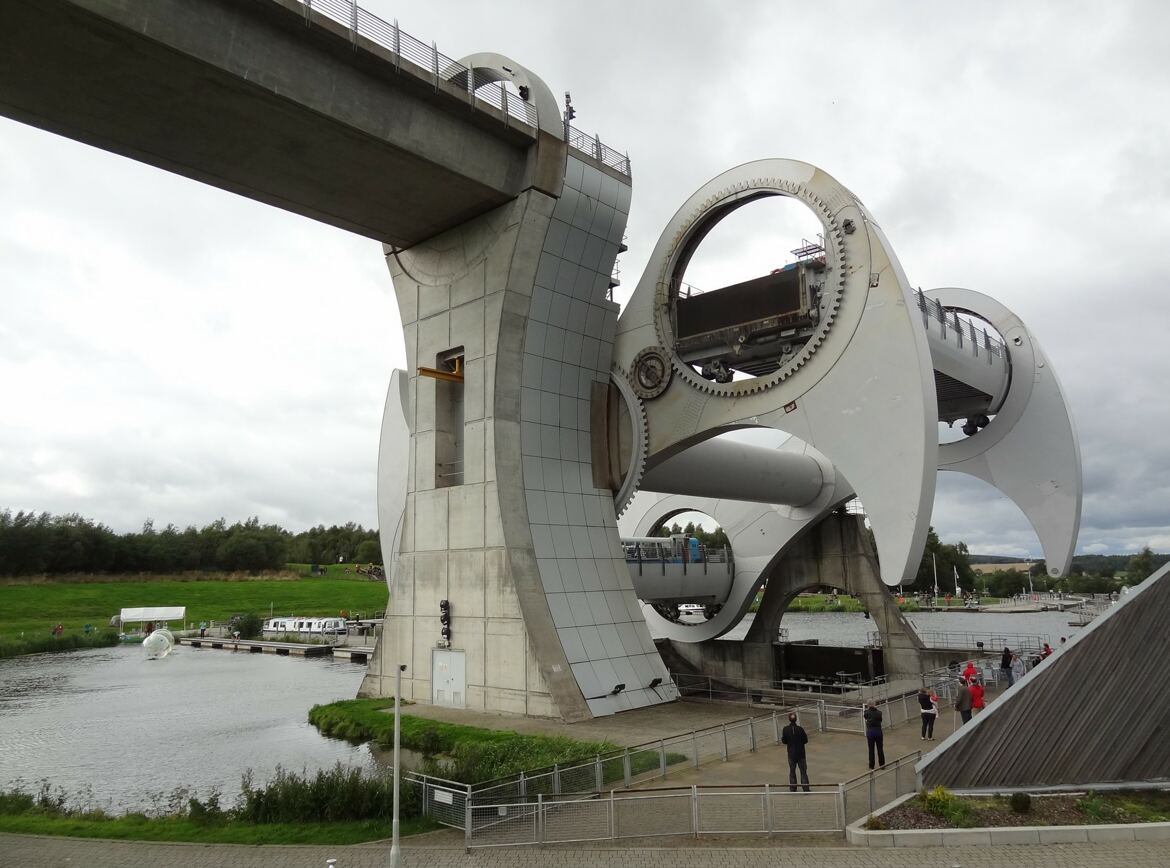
[0,573,387,640]
[754,593,1003,614]
[310,698,619,783]
[0,814,436,845]
[0,765,438,845]
[0,631,120,660]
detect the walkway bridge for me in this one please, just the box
[0,0,628,248]
[622,536,734,611]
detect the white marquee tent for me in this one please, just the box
[119,606,186,623]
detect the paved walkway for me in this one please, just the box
[399,697,762,746]
[3,833,1169,867]
[653,705,960,789]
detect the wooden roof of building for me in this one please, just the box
[918,562,1170,789]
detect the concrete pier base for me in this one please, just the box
[663,512,927,686]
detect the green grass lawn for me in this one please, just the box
[311,698,620,783]
[0,813,438,845]
[751,592,1004,614]
[287,562,378,580]
[0,573,388,640]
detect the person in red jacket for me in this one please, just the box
[970,678,985,713]
[961,661,978,682]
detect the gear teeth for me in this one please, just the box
[608,369,651,517]
[651,179,850,397]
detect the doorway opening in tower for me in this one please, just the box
[672,195,827,383]
[925,304,1010,445]
[622,510,733,624]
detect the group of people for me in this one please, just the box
[996,638,1065,686]
[780,638,1070,788]
[999,645,1028,685]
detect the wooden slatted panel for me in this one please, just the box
[920,562,1170,788]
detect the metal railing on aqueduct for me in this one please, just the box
[295,0,631,175]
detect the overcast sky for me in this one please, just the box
[2,0,1167,557]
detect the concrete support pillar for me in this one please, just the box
[744,511,924,674]
[662,512,926,685]
[361,141,677,719]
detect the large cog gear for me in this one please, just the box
[653,178,850,397]
[609,368,650,517]
[630,346,673,399]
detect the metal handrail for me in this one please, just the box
[295,0,630,175]
[469,709,785,800]
[912,629,1045,652]
[914,288,1005,361]
[839,751,921,789]
[465,755,920,847]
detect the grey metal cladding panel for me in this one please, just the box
[921,566,1170,788]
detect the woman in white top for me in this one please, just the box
[1010,652,1026,684]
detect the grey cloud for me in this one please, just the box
[1,0,1168,553]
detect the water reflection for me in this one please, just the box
[0,645,377,812]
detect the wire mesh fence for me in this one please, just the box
[614,791,693,839]
[466,781,862,847]
[419,779,468,827]
[470,711,788,806]
[839,753,920,826]
[410,713,921,847]
[815,693,922,734]
[468,801,539,847]
[697,790,766,834]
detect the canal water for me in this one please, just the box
[1,610,1084,812]
[0,644,384,813]
[716,609,1083,646]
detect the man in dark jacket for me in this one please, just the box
[1001,646,1014,685]
[780,712,810,791]
[955,679,974,724]
[863,702,885,769]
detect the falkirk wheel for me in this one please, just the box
[364,62,1081,721]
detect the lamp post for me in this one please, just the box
[390,663,406,868]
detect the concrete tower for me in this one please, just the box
[361,57,677,719]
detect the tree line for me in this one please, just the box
[914,526,1164,598]
[654,520,731,549]
[0,510,382,577]
[972,546,1167,597]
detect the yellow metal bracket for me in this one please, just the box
[418,356,464,384]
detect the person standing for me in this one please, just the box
[955,679,974,724]
[961,660,978,683]
[1001,646,1014,686]
[917,687,938,740]
[970,678,985,714]
[1010,652,1026,684]
[864,701,885,769]
[780,712,810,792]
